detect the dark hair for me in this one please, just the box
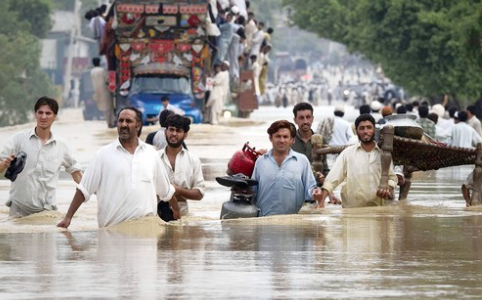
[84,10,94,21]
[35,96,59,115]
[396,105,407,114]
[334,111,344,117]
[267,120,296,138]
[267,27,274,34]
[92,57,101,67]
[165,114,191,133]
[359,104,370,115]
[159,109,174,128]
[448,106,457,118]
[467,105,477,115]
[161,95,170,102]
[418,105,429,118]
[118,106,143,136]
[258,21,265,27]
[355,114,375,129]
[412,101,420,107]
[236,27,246,39]
[250,54,257,60]
[405,103,413,112]
[236,15,246,25]
[292,102,313,118]
[248,11,254,17]
[458,111,468,122]
[427,113,438,124]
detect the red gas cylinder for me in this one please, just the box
[227,142,260,177]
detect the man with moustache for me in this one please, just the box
[157,114,205,221]
[318,114,398,208]
[57,107,175,228]
[0,97,82,217]
[252,120,323,216]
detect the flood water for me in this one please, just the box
[1,107,482,299]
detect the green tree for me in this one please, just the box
[0,0,53,126]
[284,0,482,104]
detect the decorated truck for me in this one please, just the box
[110,0,210,124]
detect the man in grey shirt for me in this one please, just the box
[0,97,82,217]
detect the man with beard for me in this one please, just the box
[252,120,323,216]
[317,114,398,208]
[57,107,175,228]
[157,114,205,221]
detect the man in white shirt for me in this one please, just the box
[329,105,354,146]
[157,114,205,220]
[0,97,83,217]
[318,114,398,208]
[467,105,482,137]
[442,111,482,148]
[58,107,175,228]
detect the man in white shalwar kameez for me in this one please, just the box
[90,57,115,128]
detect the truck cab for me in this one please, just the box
[126,75,203,125]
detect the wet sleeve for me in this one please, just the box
[77,152,102,202]
[322,150,347,193]
[154,155,175,202]
[191,155,205,197]
[62,141,82,174]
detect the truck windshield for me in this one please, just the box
[129,76,191,95]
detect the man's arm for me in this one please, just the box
[57,189,86,228]
[70,170,83,184]
[173,185,203,201]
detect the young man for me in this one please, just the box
[57,107,175,228]
[157,114,205,220]
[0,97,82,217]
[318,114,398,208]
[252,120,323,216]
[146,96,184,124]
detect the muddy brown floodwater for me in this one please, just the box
[1,106,482,299]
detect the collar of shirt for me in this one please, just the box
[355,141,382,152]
[29,128,56,145]
[295,129,314,145]
[115,138,146,153]
[158,147,187,159]
[263,148,299,161]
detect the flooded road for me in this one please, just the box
[1,106,482,299]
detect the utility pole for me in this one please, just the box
[63,0,80,106]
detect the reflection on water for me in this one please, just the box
[1,166,482,298]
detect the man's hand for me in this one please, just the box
[328,192,342,205]
[315,171,325,186]
[376,186,394,200]
[312,188,327,209]
[0,154,15,173]
[57,217,71,229]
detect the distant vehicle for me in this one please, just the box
[128,75,203,125]
[79,70,104,121]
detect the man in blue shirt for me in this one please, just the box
[252,120,324,216]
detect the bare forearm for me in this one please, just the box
[71,170,83,184]
[175,187,203,201]
[65,189,86,219]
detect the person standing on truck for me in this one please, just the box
[90,57,115,128]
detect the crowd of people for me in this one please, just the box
[2,94,482,226]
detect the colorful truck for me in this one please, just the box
[110,0,210,124]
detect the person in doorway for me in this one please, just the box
[90,57,115,128]
[157,114,205,221]
[0,97,83,217]
[252,120,324,216]
[318,114,398,208]
[57,107,175,228]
